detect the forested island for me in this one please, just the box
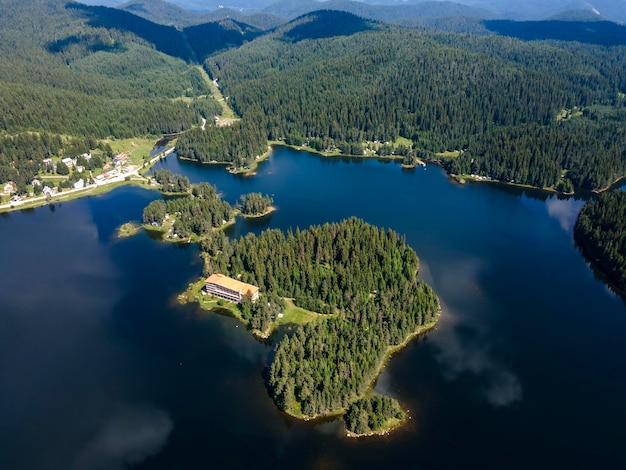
[574,191,626,294]
[142,180,234,240]
[142,174,276,241]
[187,217,440,434]
[238,192,274,217]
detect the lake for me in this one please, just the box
[1,147,625,469]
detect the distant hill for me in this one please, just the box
[196,9,284,30]
[119,0,197,26]
[483,20,626,47]
[118,0,284,29]
[79,0,626,25]
[185,19,263,60]
[262,0,495,22]
[75,1,267,61]
[67,2,196,61]
[548,9,605,22]
[276,10,376,42]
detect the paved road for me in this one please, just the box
[0,149,171,212]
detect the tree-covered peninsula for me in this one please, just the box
[574,191,626,293]
[201,217,439,430]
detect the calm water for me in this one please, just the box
[1,147,625,469]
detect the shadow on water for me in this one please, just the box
[574,244,626,308]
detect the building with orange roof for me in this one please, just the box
[205,273,259,304]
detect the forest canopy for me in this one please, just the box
[201,217,440,418]
[182,13,626,192]
[574,191,626,292]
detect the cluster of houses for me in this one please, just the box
[1,150,145,208]
[42,153,92,174]
[2,152,139,202]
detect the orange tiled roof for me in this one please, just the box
[206,273,259,295]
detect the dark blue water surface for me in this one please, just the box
[1,147,625,469]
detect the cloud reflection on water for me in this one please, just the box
[74,406,173,470]
[545,196,585,233]
[429,257,523,408]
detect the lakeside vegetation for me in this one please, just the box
[152,168,191,194]
[117,222,142,238]
[172,216,440,433]
[142,181,233,241]
[574,191,626,293]
[174,11,626,193]
[198,218,439,421]
[345,395,405,437]
[4,0,626,438]
[238,192,274,217]
[0,0,221,199]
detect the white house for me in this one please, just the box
[3,182,16,194]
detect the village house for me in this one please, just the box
[73,179,85,190]
[205,274,259,304]
[3,181,16,194]
[61,157,74,168]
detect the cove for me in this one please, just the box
[0,147,625,469]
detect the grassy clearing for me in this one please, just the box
[40,175,67,181]
[393,136,413,147]
[435,150,461,158]
[556,107,583,122]
[117,222,141,238]
[197,66,240,122]
[107,138,155,166]
[177,278,324,332]
[278,299,322,325]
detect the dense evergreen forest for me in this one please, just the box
[202,218,439,418]
[152,169,191,193]
[574,191,626,293]
[238,192,273,216]
[143,182,233,237]
[175,119,268,169]
[344,395,405,435]
[0,133,111,194]
[185,11,626,191]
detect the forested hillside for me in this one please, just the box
[3,3,626,194]
[184,11,626,191]
[575,191,626,293]
[0,0,224,190]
